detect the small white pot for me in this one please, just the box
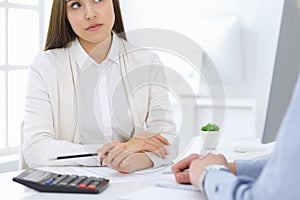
[200,130,220,150]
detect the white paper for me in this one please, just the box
[118,186,206,200]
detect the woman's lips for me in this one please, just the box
[86,23,102,31]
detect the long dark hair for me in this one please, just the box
[44,0,126,51]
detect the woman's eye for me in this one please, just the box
[94,0,102,2]
[71,2,81,9]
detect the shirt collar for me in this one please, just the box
[70,33,120,70]
[108,33,120,64]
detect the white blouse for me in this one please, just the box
[71,38,133,144]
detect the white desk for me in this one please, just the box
[0,166,181,200]
[0,136,272,200]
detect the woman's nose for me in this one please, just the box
[85,5,97,20]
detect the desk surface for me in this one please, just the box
[1,136,272,200]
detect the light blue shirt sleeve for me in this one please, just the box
[203,71,300,200]
[235,158,269,179]
[205,170,256,199]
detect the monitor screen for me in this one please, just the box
[262,0,300,143]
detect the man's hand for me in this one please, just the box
[171,154,200,184]
[189,153,228,187]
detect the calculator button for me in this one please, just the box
[57,175,78,186]
[78,184,87,189]
[87,184,96,190]
[87,180,100,190]
[44,179,54,185]
[52,175,69,185]
[69,176,87,187]
[80,178,92,186]
[77,178,92,189]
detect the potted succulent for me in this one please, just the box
[201,123,220,132]
[201,123,220,150]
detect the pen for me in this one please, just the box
[50,153,98,160]
[162,169,189,174]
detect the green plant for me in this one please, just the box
[201,123,220,131]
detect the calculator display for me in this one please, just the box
[21,169,53,182]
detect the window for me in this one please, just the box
[0,8,5,66]
[8,0,38,5]
[0,1,44,155]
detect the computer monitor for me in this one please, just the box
[262,0,300,143]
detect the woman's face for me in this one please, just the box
[66,0,115,51]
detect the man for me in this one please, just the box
[172,1,300,199]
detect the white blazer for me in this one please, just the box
[23,36,179,168]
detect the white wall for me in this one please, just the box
[42,0,52,48]
[120,0,285,141]
[120,0,284,98]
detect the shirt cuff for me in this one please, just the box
[143,135,179,168]
[204,169,254,200]
[145,143,178,168]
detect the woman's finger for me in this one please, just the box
[111,150,130,169]
[148,145,167,158]
[97,142,117,157]
[102,147,124,168]
[118,153,135,173]
[144,138,164,149]
[143,143,160,152]
[154,134,170,145]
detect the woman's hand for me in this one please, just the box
[97,144,153,173]
[97,132,170,172]
[123,131,170,158]
[98,132,170,158]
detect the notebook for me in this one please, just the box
[154,180,200,192]
[118,181,206,200]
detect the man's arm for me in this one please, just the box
[235,158,269,179]
[188,154,262,200]
[204,169,256,200]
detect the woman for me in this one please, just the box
[23,0,178,173]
